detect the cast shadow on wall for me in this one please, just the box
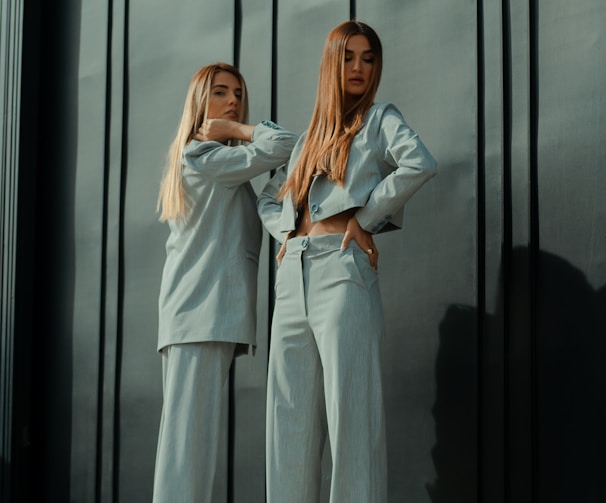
[427,246,606,502]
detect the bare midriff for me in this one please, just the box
[294,202,357,237]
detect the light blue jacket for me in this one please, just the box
[257,102,437,242]
[158,121,298,354]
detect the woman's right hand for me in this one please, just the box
[276,231,294,266]
[194,119,253,143]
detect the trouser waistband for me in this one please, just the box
[285,233,344,253]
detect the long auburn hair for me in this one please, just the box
[278,21,383,206]
[157,63,249,221]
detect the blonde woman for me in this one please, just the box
[153,63,297,503]
[258,22,437,502]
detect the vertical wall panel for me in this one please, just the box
[120,1,234,502]
[0,0,23,501]
[71,0,109,500]
[534,1,606,502]
[29,0,81,500]
[235,0,276,500]
[100,1,128,501]
[360,1,478,501]
[480,0,506,501]
[507,2,534,501]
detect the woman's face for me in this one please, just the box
[206,71,243,121]
[343,34,374,98]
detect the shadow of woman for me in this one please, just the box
[427,247,606,502]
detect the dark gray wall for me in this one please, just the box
[2,0,605,502]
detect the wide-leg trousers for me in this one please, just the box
[266,234,388,503]
[153,341,235,503]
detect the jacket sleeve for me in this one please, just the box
[256,166,291,242]
[182,121,298,188]
[355,104,437,233]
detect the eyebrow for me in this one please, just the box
[211,84,242,92]
[345,49,374,54]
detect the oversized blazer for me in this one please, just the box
[257,102,437,242]
[157,121,298,354]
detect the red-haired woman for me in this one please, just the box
[153,63,297,503]
[258,21,437,502]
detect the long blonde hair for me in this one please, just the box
[279,21,383,206]
[157,63,249,221]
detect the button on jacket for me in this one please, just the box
[158,121,298,354]
[257,102,437,241]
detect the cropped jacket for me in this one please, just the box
[257,102,437,242]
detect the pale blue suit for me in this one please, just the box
[258,103,437,502]
[157,120,298,354]
[153,121,297,503]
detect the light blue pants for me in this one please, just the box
[153,341,235,503]
[266,234,388,503]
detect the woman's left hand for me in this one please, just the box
[340,216,378,270]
